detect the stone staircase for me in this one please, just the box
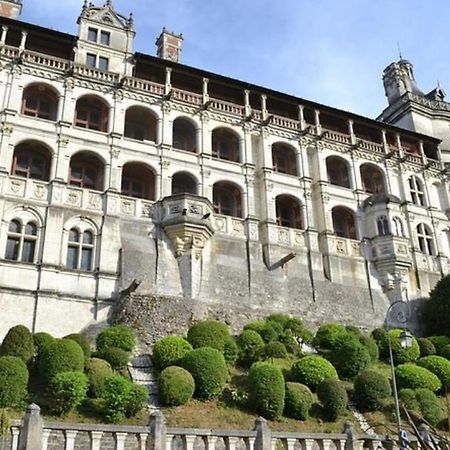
[128,353,159,409]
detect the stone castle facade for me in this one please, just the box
[0,0,449,340]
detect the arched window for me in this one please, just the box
[121,162,155,200]
[272,143,297,176]
[417,223,435,255]
[172,172,197,195]
[332,206,357,239]
[66,228,95,271]
[275,195,303,229]
[173,117,196,152]
[213,182,242,217]
[211,128,240,162]
[392,217,405,237]
[11,141,51,181]
[376,215,390,236]
[74,96,109,132]
[22,84,58,121]
[5,220,37,263]
[124,106,157,142]
[326,156,351,188]
[409,176,426,206]
[360,164,385,194]
[69,152,104,191]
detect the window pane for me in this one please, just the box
[9,220,21,233]
[66,245,78,269]
[83,231,93,244]
[100,31,110,46]
[22,239,35,263]
[5,237,19,260]
[86,53,96,68]
[81,248,92,271]
[98,57,109,71]
[25,222,37,236]
[88,28,98,42]
[69,229,80,242]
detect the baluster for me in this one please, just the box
[115,432,128,450]
[206,436,218,450]
[184,434,197,450]
[300,438,315,450]
[11,426,20,450]
[139,433,148,450]
[90,431,103,450]
[226,436,239,450]
[333,439,347,450]
[65,430,78,450]
[42,429,51,450]
[365,440,382,450]
[166,433,174,450]
[246,437,256,450]
[286,438,297,450]
[319,438,332,450]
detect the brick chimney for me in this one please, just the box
[0,0,22,19]
[156,28,183,63]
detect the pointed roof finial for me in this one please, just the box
[105,0,112,7]
[397,41,403,60]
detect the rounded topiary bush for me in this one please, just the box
[440,344,450,361]
[417,355,450,390]
[236,330,265,366]
[415,388,444,426]
[33,332,55,352]
[266,313,292,329]
[263,342,288,360]
[360,336,379,361]
[187,320,230,351]
[418,338,436,357]
[284,382,313,420]
[85,357,114,398]
[244,321,279,343]
[158,366,195,406]
[0,325,34,364]
[353,370,391,411]
[49,371,88,415]
[0,356,29,408]
[248,362,285,420]
[98,347,130,371]
[223,337,238,365]
[428,336,450,355]
[39,339,84,381]
[64,334,91,360]
[291,356,338,391]
[152,336,193,371]
[395,364,441,392]
[385,329,420,365]
[312,323,346,350]
[180,347,228,400]
[317,378,348,421]
[399,388,419,410]
[332,335,371,380]
[371,328,388,358]
[96,325,135,354]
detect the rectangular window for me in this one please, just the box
[88,27,98,42]
[81,248,92,271]
[100,31,110,46]
[66,246,78,269]
[5,237,19,260]
[98,56,109,71]
[86,53,96,68]
[22,240,35,263]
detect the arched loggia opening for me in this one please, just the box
[332,206,357,239]
[272,143,297,175]
[173,117,196,152]
[172,172,197,195]
[74,95,109,132]
[124,106,157,142]
[360,164,386,194]
[213,181,242,217]
[326,156,351,188]
[121,162,156,200]
[275,195,303,229]
[22,83,59,121]
[11,141,52,181]
[211,128,240,162]
[68,151,105,191]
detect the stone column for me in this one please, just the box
[343,421,356,450]
[254,417,271,450]
[18,404,43,450]
[147,410,166,450]
[65,430,78,450]
[0,26,8,45]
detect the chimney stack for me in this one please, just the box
[156,28,183,63]
[0,0,22,19]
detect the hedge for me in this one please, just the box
[423,275,450,336]
[223,337,239,365]
[39,339,84,380]
[96,325,135,354]
[236,330,265,366]
[428,336,450,355]
[266,314,292,329]
[395,364,441,392]
[152,336,193,371]
[417,355,450,390]
[0,325,34,364]
[158,366,195,406]
[0,356,29,408]
[418,338,436,357]
[187,321,230,351]
[263,342,288,360]
[415,388,444,426]
[98,347,130,371]
[312,323,346,350]
[85,357,114,398]
[317,379,348,421]
[64,334,91,360]
[48,371,88,415]
[331,335,371,379]
[353,370,391,411]
[291,356,338,391]
[248,362,285,420]
[284,382,313,420]
[440,344,450,361]
[180,347,228,400]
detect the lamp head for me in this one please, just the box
[399,330,413,349]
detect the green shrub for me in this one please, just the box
[285,317,304,336]
[39,339,84,381]
[187,320,230,351]
[266,313,291,329]
[98,347,130,371]
[382,329,420,365]
[244,321,279,343]
[291,356,338,391]
[395,364,441,392]
[331,335,371,380]
[284,382,313,420]
[248,362,285,420]
[423,275,450,336]
[415,388,444,426]
[152,336,193,371]
[353,370,391,411]
[0,325,34,364]
[418,338,436,357]
[223,337,238,365]
[0,356,29,408]
[64,334,91,360]
[263,342,288,360]
[236,330,265,366]
[312,323,346,350]
[33,332,55,354]
[102,375,147,423]
[360,336,379,361]
[317,378,348,421]
[440,344,450,361]
[158,366,195,406]
[85,357,114,398]
[96,325,135,354]
[371,328,388,358]
[371,327,387,343]
[399,388,419,410]
[180,347,228,400]
[48,371,88,415]
[417,355,450,390]
[428,336,450,354]
[345,326,364,339]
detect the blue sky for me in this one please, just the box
[20,1,450,119]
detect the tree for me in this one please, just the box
[424,275,450,336]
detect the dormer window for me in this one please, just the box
[86,53,96,68]
[87,27,110,46]
[100,31,110,46]
[88,27,98,42]
[86,53,109,71]
[98,57,109,71]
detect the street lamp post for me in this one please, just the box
[385,300,413,449]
